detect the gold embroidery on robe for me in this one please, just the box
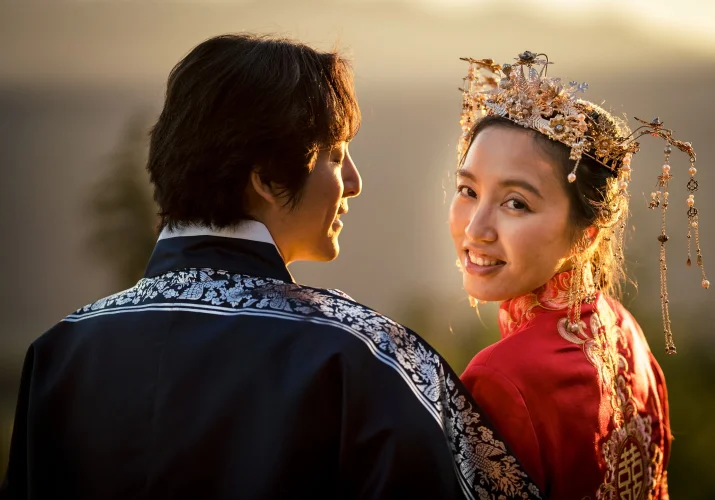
[556,295,664,499]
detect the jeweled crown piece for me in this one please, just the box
[458,51,694,183]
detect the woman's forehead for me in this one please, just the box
[464,127,558,185]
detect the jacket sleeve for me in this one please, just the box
[461,362,546,494]
[1,345,34,500]
[335,346,465,499]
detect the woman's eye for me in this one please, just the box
[505,199,528,210]
[457,185,477,198]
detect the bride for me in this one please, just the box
[450,51,708,499]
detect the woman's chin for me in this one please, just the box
[464,284,509,303]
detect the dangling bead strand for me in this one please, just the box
[685,155,710,290]
[658,144,676,354]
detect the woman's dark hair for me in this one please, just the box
[460,113,630,298]
[147,33,361,230]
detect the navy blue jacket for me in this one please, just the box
[1,225,540,499]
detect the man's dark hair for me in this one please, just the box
[147,33,361,229]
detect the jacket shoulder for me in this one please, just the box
[63,269,405,342]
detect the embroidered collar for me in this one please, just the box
[158,220,278,246]
[498,271,573,337]
[145,221,293,283]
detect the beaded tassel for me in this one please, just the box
[685,158,710,291]
[650,146,675,353]
[639,127,710,354]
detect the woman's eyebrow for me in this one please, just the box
[499,178,544,200]
[455,168,476,182]
[456,169,544,200]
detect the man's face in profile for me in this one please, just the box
[275,141,362,263]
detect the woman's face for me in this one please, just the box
[449,126,576,302]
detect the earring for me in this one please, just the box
[566,245,589,334]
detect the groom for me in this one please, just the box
[1,34,539,499]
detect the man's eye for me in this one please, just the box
[457,185,477,198]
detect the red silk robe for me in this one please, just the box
[461,271,671,499]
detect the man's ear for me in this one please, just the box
[250,170,281,207]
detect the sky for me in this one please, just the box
[2,0,715,87]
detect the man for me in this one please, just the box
[1,34,540,499]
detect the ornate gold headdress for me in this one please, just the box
[458,51,709,353]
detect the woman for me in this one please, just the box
[450,52,709,498]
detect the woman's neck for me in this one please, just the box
[497,270,583,337]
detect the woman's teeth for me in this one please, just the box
[468,254,500,266]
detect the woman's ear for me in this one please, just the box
[585,225,599,244]
[569,226,600,257]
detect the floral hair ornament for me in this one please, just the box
[458,51,709,354]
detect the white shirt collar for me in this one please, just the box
[158,220,277,247]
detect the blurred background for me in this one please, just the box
[1,0,714,495]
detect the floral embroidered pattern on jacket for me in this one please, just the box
[69,268,542,500]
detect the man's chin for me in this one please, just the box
[321,240,340,262]
[300,239,340,263]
